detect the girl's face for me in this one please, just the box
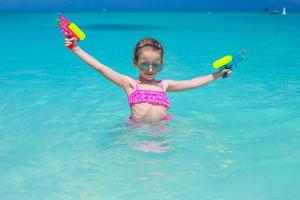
[135,49,163,81]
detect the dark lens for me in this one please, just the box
[153,63,163,72]
[138,62,150,71]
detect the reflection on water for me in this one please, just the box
[122,120,173,154]
[132,139,172,153]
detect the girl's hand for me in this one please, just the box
[213,68,232,79]
[64,37,78,50]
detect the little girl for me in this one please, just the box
[64,37,231,122]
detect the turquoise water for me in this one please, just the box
[0,12,300,199]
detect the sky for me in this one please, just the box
[0,0,299,12]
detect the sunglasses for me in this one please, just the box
[137,62,163,72]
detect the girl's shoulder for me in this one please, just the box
[160,80,170,92]
[121,75,136,93]
[160,79,171,84]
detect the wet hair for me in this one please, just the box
[133,38,164,63]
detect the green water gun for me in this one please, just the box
[212,50,247,78]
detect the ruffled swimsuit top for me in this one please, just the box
[128,80,170,109]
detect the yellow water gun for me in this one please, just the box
[212,50,247,78]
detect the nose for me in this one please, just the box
[148,65,154,72]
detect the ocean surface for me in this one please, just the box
[0,12,299,199]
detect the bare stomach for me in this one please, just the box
[130,103,168,122]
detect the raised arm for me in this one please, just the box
[65,37,133,89]
[165,70,230,92]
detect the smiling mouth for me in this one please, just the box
[146,73,154,75]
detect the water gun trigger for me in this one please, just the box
[221,67,231,78]
[62,31,72,39]
[217,65,231,78]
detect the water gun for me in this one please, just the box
[212,50,247,78]
[56,14,86,49]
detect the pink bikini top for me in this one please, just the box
[128,80,170,109]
